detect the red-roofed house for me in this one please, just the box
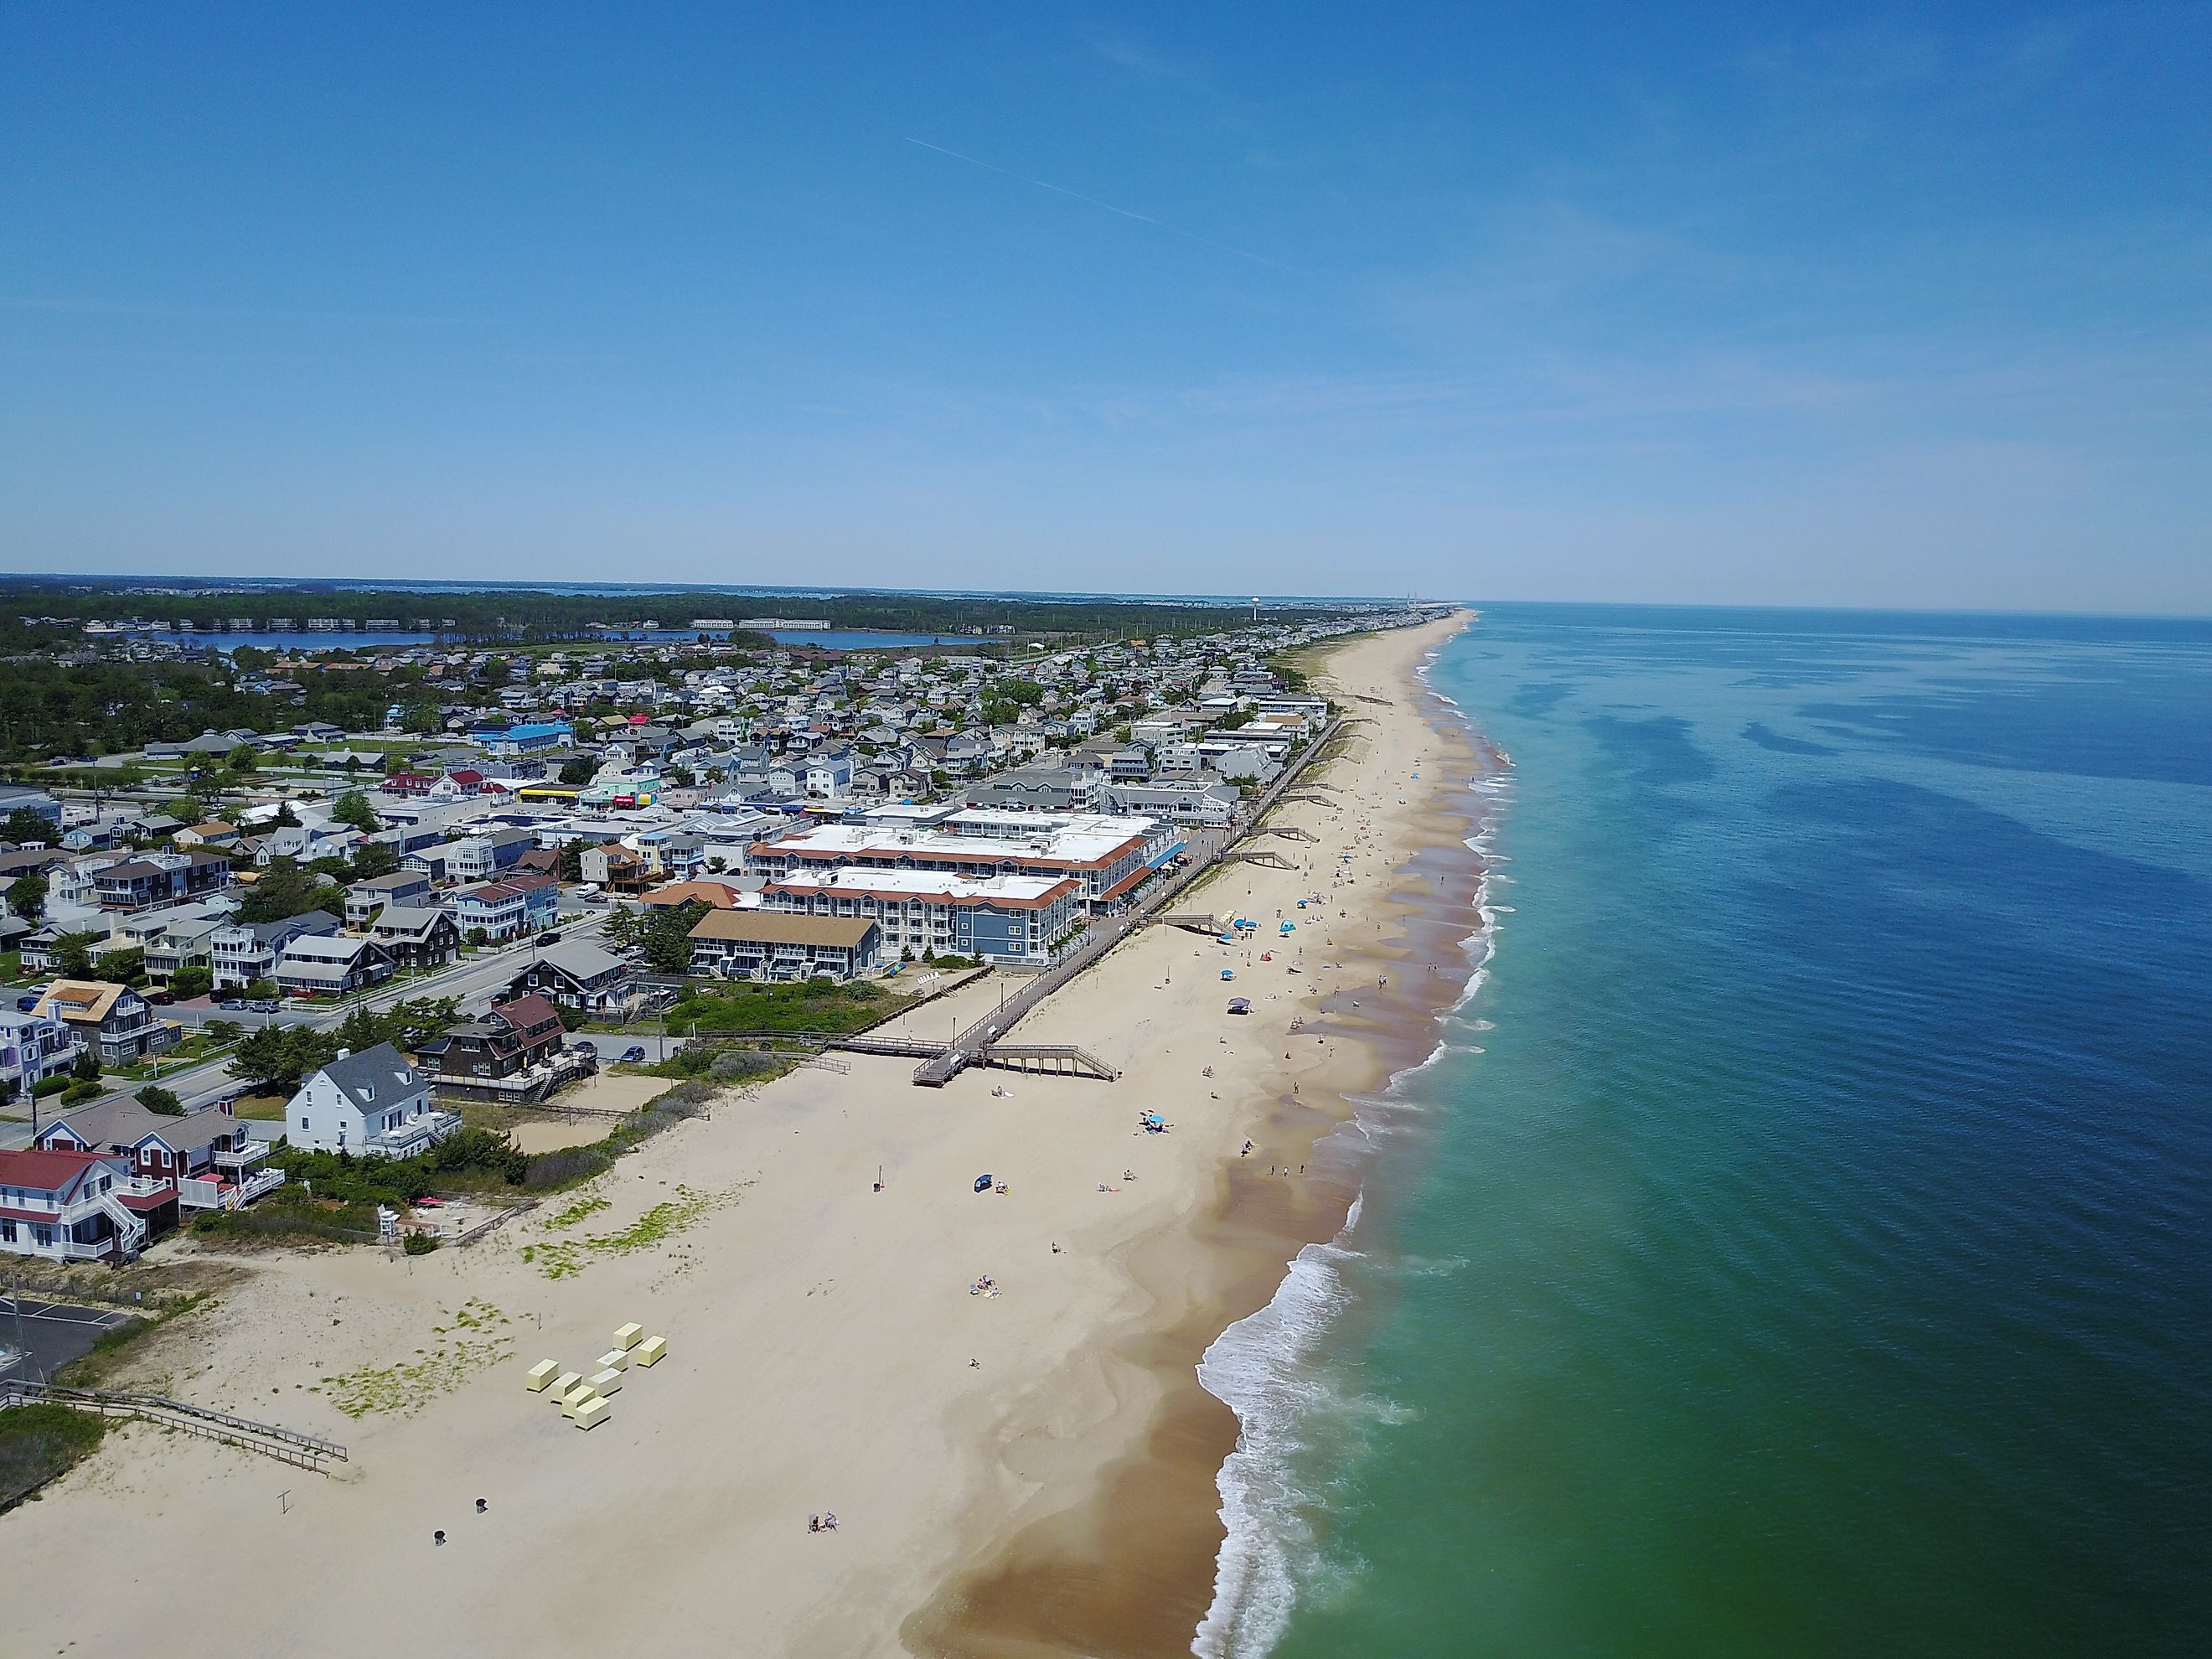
[0,1145,161,1263]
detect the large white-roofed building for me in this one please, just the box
[762,868,1082,966]
[744,808,1181,914]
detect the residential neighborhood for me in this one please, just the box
[0,597,1445,1264]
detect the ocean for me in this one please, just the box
[1196,605,2212,1658]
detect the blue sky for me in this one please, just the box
[3,3,2207,610]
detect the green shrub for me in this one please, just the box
[31,1074,70,1098]
[402,1231,439,1255]
[0,1403,106,1507]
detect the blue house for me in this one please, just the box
[483,721,575,757]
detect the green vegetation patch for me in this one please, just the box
[309,1299,514,1418]
[660,976,901,1036]
[519,1183,734,1279]
[545,1194,610,1230]
[0,1403,107,1510]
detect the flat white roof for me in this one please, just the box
[768,870,1072,904]
[763,812,1157,870]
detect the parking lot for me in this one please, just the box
[0,1296,140,1383]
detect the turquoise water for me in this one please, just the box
[1197,607,2212,1658]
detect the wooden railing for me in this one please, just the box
[1,1379,347,1472]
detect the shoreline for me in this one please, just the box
[0,613,1485,1659]
[905,616,1496,1657]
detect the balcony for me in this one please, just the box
[210,1140,270,1170]
[363,1110,463,1159]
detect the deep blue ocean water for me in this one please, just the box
[1196,605,2212,1659]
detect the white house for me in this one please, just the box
[285,1042,459,1158]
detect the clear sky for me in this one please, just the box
[3,3,2207,611]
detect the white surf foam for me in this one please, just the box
[1192,685,1511,1657]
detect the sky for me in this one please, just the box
[3,2,2208,612]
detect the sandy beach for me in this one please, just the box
[6,611,1482,1659]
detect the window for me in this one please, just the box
[0,1220,13,1243]
[299,1118,310,1131]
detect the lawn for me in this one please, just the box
[658,978,909,1037]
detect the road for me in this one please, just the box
[0,913,620,1148]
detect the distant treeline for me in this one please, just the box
[0,580,1343,648]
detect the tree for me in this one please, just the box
[135,1084,184,1116]
[170,965,214,1000]
[401,702,442,735]
[8,871,47,923]
[273,800,301,828]
[71,1048,101,1083]
[329,789,380,833]
[234,858,341,923]
[639,900,708,974]
[558,757,597,785]
[557,842,584,882]
[54,930,103,979]
[351,839,401,879]
[227,743,260,773]
[3,807,54,845]
[229,1025,338,1093]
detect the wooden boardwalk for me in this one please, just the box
[2,1378,348,1473]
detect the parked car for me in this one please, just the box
[249,999,280,1013]
[147,990,175,1005]
[536,930,562,946]
[219,998,246,1010]
[573,1039,597,1054]
[620,1045,648,1063]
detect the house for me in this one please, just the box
[444,872,559,941]
[445,828,540,881]
[688,910,881,982]
[94,849,233,910]
[964,766,1101,814]
[416,994,590,1103]
[803,752,855,798]
[210,913,340,990]
[32,980,178,1064]
[272,933,395,996]
[0,1147,156,1264]
[639,879,744,910]
[144,729,252,762]
[0,1008,79,1099]
[367,906,462,972]
[345,868,434,927]
[0,784,65,835]
[504,940,644,1019]
[1099,778,1241,828]
[581,843,652,896]
[170,820,240,850]
[482,720,574,757]
[35,1097,281,1214]
[285,1043,458,1158]
[140,907,235,986]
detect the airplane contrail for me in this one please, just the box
[902,136,1281,267]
